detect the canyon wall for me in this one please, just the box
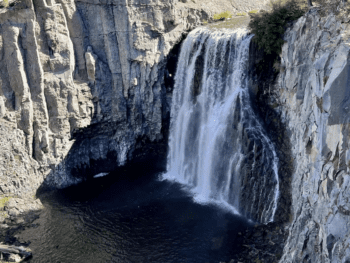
[0,0,203,195]
[274,9,350,262]
[4,1,350,261]
[0,0,266,196]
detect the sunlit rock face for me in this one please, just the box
[273,10,350,263]
[0,0,201,193]
[0,4,93,194]
[0,0,268,194]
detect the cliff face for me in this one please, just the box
[0,0,267,195]
[6,2,350,261]
[0,0,203,194]
[275,10,350,262]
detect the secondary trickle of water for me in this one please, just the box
[164,28,279,223]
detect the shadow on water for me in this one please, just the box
[19,169,253,263]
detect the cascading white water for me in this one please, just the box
[163,28,279,224]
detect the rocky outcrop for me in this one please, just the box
[0,0,267,195]
[0,2,93,194]
[273,9,350,263]
[4,0,350,262]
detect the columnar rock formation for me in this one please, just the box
[274,10,350,262]
[0,1,93,195]
[4,1,350,261]
[0,0,190,194]
[0,0,267,195]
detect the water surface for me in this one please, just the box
[18,171,252,263]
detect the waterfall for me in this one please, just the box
[163,28,279,224]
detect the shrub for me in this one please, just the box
[213,11,233,20]
[3,0,8,7]
[236,12,247,16]
[248,0,305,56]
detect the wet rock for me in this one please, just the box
[221,222,288,263]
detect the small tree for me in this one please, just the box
[249,0,305,56]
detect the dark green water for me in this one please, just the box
[18,171,252,263]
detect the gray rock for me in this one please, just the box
[0,0,267,193]
[275,11,350,263]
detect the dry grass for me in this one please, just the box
[208,16,250,30]
[0,197,11,208]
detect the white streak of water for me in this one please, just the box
[163,28,280,223]
[93,173,109,178]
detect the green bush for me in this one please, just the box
[248,0,305,56]
[236,12,247,16]
[3,0,8,7]
[213,11,233,20]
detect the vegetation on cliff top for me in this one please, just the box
[248,10,259,14]
[213,11,233,20]
[249,0,350,56]
[208,16,250,30]
[248,0,305,56]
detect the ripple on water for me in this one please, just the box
[18,174,253,263]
